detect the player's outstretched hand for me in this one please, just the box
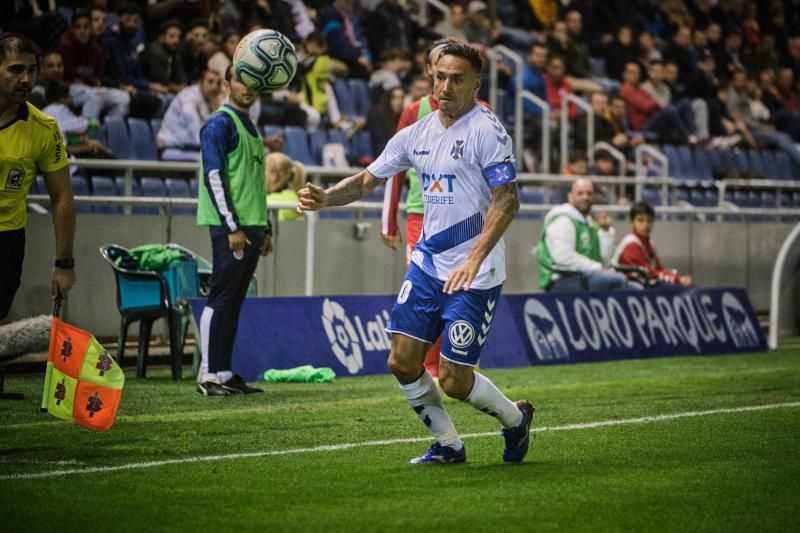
[443,259,480,294]
[297,182,327,213]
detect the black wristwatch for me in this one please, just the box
[55,257,75,269]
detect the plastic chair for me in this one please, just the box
[128,118,159,160]
[71,175,92,214]
[91,176,122,214]
[104,117,134,159]
[100,243,200,379]
[348,79,370,120]
[283,126,315,165]
[140,177,167,215]
[165,178,195,215]
[332,79,356,119]
[309,129,328,164]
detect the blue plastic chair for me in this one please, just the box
[100,243,200,379]
[350,130,374,161]
[283,126,315,165]
[517,186,546,219]
[71,175,92,213]
[92,176,122,214]
[128,118,159,160]
[104,117,134,159]
[165,178,195,215]
[309,129,328,165]
[332,79,357,119]
[348,79,370,120]
[140,177,167,215]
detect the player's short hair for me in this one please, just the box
[630,201,655,220]
[186,18,209,33]
[425,37,461,66]
[438,42,483,74]
[0,33,39,64]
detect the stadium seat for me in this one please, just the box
[774,152,795,180]
[71,175,92,213]
[692,148,714,185]
[350,130,374,162]
[348,79,370,120]
[326,128,352,162]
[189,177,198,197]
[104,117,134,160]
[128,118,159,160]
[332,79,357,119]
[760,150,778,179]
[165,178,195,215]
[748,150,767,178]
[263,124,284,140]
[641,187,662,207]
[91,176,122,214]
[517,186,546,219]
[309,129,327,165]
[665,146,689,185]
[283,126,315,166]
[732,149,750,173]
[140,177,167,215]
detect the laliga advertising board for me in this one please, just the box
[189,288,767,381]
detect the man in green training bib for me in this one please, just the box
[535,178,640,292]
[195,65,273,396]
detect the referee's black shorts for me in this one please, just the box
[0,228,25,320]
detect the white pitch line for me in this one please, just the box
[2,401,798,481]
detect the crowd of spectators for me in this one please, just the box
[3,0,800,174]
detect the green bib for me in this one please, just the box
[404,95,433,215]
[197,106,267,228]
[535,211,601,288]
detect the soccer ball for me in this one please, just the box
[232,29,297,94]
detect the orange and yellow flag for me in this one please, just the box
[40,317,124,431]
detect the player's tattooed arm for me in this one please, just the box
[443,183,519,293]
[325,170,380,207]
[297,170,380,212]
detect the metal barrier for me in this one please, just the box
[488,45,524,162]
[560,94,593,170]
[634,144,670,203]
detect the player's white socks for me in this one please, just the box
[399,371,463,450]
[466,371,523,428]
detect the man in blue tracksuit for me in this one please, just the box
[195,65,272,396]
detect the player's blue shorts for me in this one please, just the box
[386,263,503,366]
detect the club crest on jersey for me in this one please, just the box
[450,140,465,160]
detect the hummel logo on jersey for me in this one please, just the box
[413,149,430,156]
[450,140,465,160]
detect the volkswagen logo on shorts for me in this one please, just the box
[321,298,363,374]
[448,320,475,349]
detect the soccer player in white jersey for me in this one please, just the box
[298,43,534,464]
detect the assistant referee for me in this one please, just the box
[0,34,75,320]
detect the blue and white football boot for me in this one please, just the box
[409,442,466,464]
[501,400,535,462]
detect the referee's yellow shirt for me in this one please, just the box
[0,102,68,231]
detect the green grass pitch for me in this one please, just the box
[2,348,799,532]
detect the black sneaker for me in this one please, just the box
[501,400,535,462]
[197,381,230,397]
[222,374,264,394]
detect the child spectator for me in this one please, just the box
[42,81,115,159]
[612,202,692,287]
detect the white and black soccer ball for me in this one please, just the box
[232,29,297,94]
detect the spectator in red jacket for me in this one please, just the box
[618,61,695,144]
[544,55,576,121]
[612,202,692,287]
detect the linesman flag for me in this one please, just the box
[41,315,124,431]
